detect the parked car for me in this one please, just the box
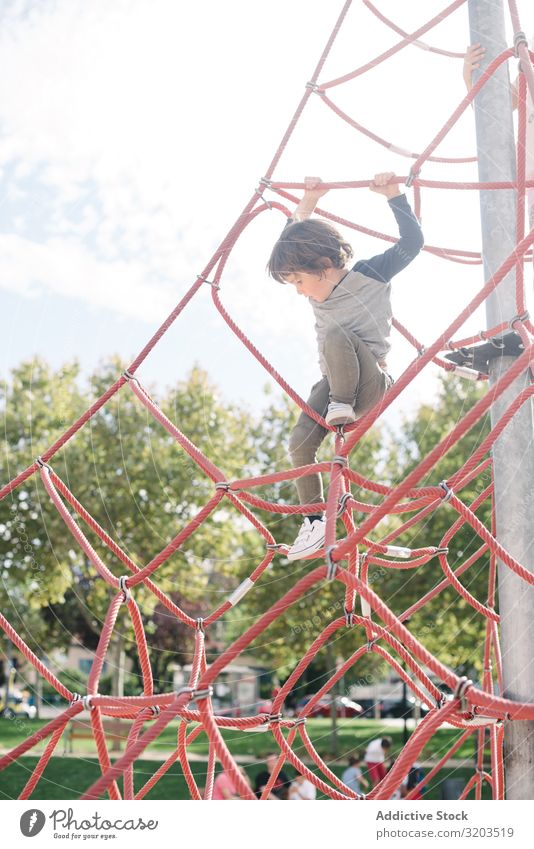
[335,696,364,718]
[354,698,384,718]
[0,692,37,720]
[381,696,430,719]
[295,694,363,718]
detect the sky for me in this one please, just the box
[0,0,533,426]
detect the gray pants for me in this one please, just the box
[289,326,390,506]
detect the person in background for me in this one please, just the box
[211,765,251,800]
[288,772,317,800]
[364,735,392,786]
[254,753,291,799]
[342,752,369,796]
[401,763,426,800]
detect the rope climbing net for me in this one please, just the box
[2,0,534,801]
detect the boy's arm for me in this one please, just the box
[291,176,329,221]
[277,176,328,237]
[353,172,423,283]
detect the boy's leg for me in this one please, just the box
[322,325,389,414]
[289,378,330,505]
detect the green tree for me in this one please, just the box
[378,374,492,678]
[0,359,265,694]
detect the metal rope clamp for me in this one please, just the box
[293,716,307,727]
[509,311,529,331]
[197,274,220,291]
[268,712,282,724]
[266,542,285,551]
[405,167,420,188]
[150,706,161,717]
[337,492,352,517]
[70,693,82,708]
[513,30,529,57]
[82,694,97,711]
[193,686,213,700]
[179,686,213,701]
[365,638,378,653]
[325,546,338,581]
[254,188,272,208]
[175,686,195,699]
[196,618,205,633]
[215,481,230,491]
[119,575,131,604]
[332,455,348,468]
[35,456,52,472]
[439,480,454,503]
[344,609,355,627]
[454,676,473,713]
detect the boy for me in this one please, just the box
[267,173,423,561]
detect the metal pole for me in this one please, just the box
[402,617,411,745]
[469,0,534,799]
[326,643,338,757]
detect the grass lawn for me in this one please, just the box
[0,716,491,800]
[0,756,490,801]
[0,717,479,763]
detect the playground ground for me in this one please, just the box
[0,717,491,800]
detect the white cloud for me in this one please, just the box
[0,232,176,321]
[0,0,532,403]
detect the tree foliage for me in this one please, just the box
[378,374,492,678]
[1,361,497,699]
[0,359,264,683]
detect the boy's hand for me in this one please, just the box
[292,176,329,221]
[463,43,485,89]
[303,176,329,199]
[369,172,401,199]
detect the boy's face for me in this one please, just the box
[281,270,332,302]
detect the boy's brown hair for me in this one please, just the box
[267,219,353,284]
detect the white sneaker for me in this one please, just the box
[286,518,326,561]
[325,401,357,427]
